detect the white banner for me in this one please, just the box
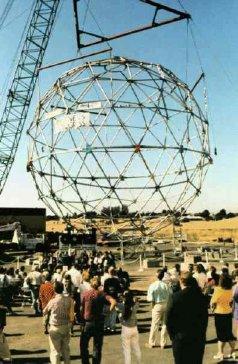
[44,108,64,119]
[54,112,90,133]
[77,101,101,110]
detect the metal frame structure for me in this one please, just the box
[0,0,60,194]
[27,56,211,243]
[72,0,190,50]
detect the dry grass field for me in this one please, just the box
[46,216,238,243]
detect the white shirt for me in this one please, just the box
[78,281,91,294]
[101,273,110,286]
[67,267,82,288]
[28,271,42,286]
[193,272,208,289]
[53,272,63,282]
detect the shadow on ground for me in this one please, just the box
[11,350,47,355]
[12,355,82,364]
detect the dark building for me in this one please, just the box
[0,208,46,234]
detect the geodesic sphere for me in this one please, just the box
[27,57,211,238]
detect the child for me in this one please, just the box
[117,290,141,364]
[0,296,11,363]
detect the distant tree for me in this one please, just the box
[199,209,211,221]
[215,209,227,220]
[101,206,111,216]
[226,212,235,219]
[101,205,121,217]
[86,211,97,218]
[113,206,121,217]
[120,205,129,216]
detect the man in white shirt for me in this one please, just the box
[67,264,82,288]
[27,266,42,315]
[52,266,63,283]
[146,269,172,349]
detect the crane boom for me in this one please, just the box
[0,0,60,194]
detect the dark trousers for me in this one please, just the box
[172,336,205,364]
[80,321,104,364]
[0,288,12,313]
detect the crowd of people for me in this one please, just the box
[146,262,238,364]
[0,249,132,364]
[0,251,238,363]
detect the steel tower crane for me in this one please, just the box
[0,0,60,194]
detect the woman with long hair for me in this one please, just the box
[211,274,236,360]
[117,290,141,364]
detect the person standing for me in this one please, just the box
[193,264,208,291]
[166,272,208,364]
[43,282,74,364]
[52,266,63,283]
[63,274,78,336]
[0,267,13,315]
[117,290,141,364]
[0,296,11,362]
[79,271,91,295]
[100,267,110,287]
[103,267,122,332]
[80,276,116,364]
[67,264,82,289]
[211,274,236,361]
[39,273,55,334]
[27,266,42,315]
[233,271,238,343]
[146,269,172,348]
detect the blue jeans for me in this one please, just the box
[104,307,117,330]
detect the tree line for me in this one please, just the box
[46,207,237,221]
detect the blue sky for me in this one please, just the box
[0,0,237,214]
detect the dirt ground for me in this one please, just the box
[4,263,238,364]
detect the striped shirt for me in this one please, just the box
[39,281,55,310]
[43,294,74,325]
